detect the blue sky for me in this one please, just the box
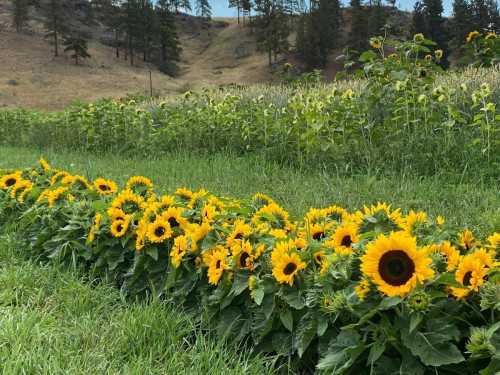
[208,0,454,17]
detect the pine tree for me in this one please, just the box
[368,0,387,37]
[63,35,91,65]
[451,0,473,46]
[348,0,369,52]
[38,0,69,57]
[411,1,426,35]
[195,0,212,18]
[12,0,30,32]
[471,0,500,32]
[423,0,449,66]
[156,0,182,75]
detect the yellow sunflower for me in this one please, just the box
[402,210,427,234]
[252,202,290,229]
[471,248,495,268]
[313,250,326,265]
[305,208,327,224]
[157,195,175,210]
[87,213,102,243]
[413,33,425,42]
[450,255,489,299]
[50,170,70,185]
[323,205,349,222]
[10,180,33,203]
[38,158,51,172]
[204,246,229,285]
[370,37,382,49]
[486,232,500,251]
[485,32,497,40]
[434,49,443,59]
[160,206,188,231]
[466,31,480,43]
[61,175,91,190]
[252,192,275,207]
[147,217,173,243]
[110,217,130,238]
[231,240,257,269]
[360,202,404,231]
[458,229,477,251]
[436,215,445,225]
[94,178,118,196]
[428,241,460,271]
[226,219,252,247]
[355,279,370,301]
[272,250,306,286]
[201,203,217,223]
[135,219,148,251]
[187,222,212,252]
[126,176,154,196]
[170,235,189,268]
[47,187,69,207]
[188,189,209,209]
[111,190,145,214]
[308,222,334,241]
[175,187,194,200]
[331,222,359,255]
[0,172,22,190]
[360,232,435,297]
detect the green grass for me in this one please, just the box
[1,145,499,373]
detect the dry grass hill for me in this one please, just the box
[0,0,271,110]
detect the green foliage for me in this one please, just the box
[63,36,91,65]
[461,31,500,67]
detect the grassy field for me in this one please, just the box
[1,145,499,373]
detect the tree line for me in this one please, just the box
[10,0,500,72]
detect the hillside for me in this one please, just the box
[0,1,271,110]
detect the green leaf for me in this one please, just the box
[294,312,317,357]
[409,313,423,333]
[367,340,386,365]
[401,326,465,366]
[317,329,365,372]
[280,309,294,332]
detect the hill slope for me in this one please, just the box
[0,1,271,110]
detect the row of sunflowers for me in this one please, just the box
[1,159,499,374]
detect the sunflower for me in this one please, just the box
[111,190,145,214]
[147,217,173,243]
[157,195,175,211]
[370,37,382,49]
[270,228,288,238]
[401,210,427,235]
[485,32,497,40]
[434,49,443,59]
[252,203,290,229]
[413,33,425,42]
[38,158,51,172]
[110,217,130,238]
[272,250,306,286]
[201,203,217,223]
[294,237,308,251]
[160,206,188,231]
[175,187,194,200]
[87,213,102,243]
[135,220,148,251]
[360,202,403,232]
[309,222,334,241]
[61,175,91,190]
[450,255,489,299]
[10,180,33,203]
[428,241,461,271]
[360,232,434,297]
[313,250,326,265]
[126,176,154,196]
[204,246,229,285]
[252,192,275,207]
[355,279,370,301]
[0,172,22,190]
[94,178,118,196]
[436,215,445,225]
[170,235,189,268]
[331,222,359,255]
[226,219,252,247]
[187,189,209,209]
[47,187,69,207]
[305,208,327,224]
[187,222,212,252]
[231,240,256,269]
[458,229,477,251]
[486,232,500,251]
[471,248,495,268]
[50,170,70,185]
[466,31,480,43]
[323,205,349,222]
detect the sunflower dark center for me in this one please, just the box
[117,224,123,232]
[216,260,221,269]
[99,184,109,191]
[378,250,415,286]
[6,178,16,187]
[235,233,243,240]
[313,231,325,240]
[168,217,179,228]
[154,226,165,237]
[341,235,352,247]
[283,262,297,275]
[463,271,472,286]
[315,253,323,262]
[240,252,250,267]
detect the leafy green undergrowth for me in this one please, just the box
[0,231,276,375]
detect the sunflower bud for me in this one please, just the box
[321,291,348,314]
[479,281,500,311]
[467,327,495,359]
[407,290,431,313]
[413,33,425,43]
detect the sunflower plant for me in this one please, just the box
[0,160,499,374]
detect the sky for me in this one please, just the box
[208,0,454,17]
